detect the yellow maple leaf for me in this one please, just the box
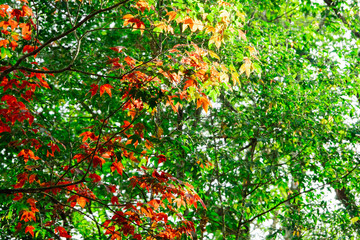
[157,127,163,138]
[240,57,252,78]
[155,22,167,32]
[192,19,204,32]
[232,71,240,85]
[351,217,359,224]
[208,50,220,60]
[236,11,246,22]
[205,26,215,34]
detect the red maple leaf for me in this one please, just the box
[111,196,119,205]
[73,154,85,162]
[107,185,116,193]
[93,156,105,168]
[79,131,98,142]
[22,45,34,54]
[110,46,126,53]
[89,84,98,97]
[15,222,22,231]
[89,173,102,183]
[23,34,31,40]
[55,226,72,238]
[42,67,54,77]
[13,192,23,201]
[106,56,120,64]
[127,18,145,29]
[11,9,22,22]
[158,154,166,164]
[25,225,35,238]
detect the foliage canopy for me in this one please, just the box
[1,0,360,239]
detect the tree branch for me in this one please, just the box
[239,163,360,227]
[0,0,132,79]
[324,0,360,38]
[0,179,86,194]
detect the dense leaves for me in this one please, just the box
[1,0,360,239]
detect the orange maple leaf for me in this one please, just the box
[183,79,197,90]
[22,5,32,16]
[8,19,18,31]
[11,33,19,41]
[148,199,160,210]
[27,198,37,208]
[21,210,36,222]
[100,84,113,97]
[9,40,18,50]
[182,17,194,32]
[196,97,211,113]
[19,22,31,36]
[28,174,36,183]
[124,56,135,67]
[0,39,9,48]
[111,161,124,175]
[166,11,177,21]
[77,196,87,208]
[135,0,150,13]
[174,198,186,209]
[18,149,40,163]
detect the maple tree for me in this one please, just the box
[2,0,360,239]
[0,0,249,239]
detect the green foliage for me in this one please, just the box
[2,0,360,239]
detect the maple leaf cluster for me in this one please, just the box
[0,0,249,239]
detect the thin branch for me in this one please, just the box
[0,179,86,194]
[239,163,360,226]
[0,0,132,79]
[16,49,165,79]
[324,0,360,38]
